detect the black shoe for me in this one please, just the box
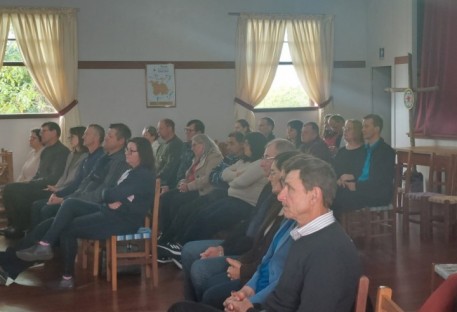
[46,278,74,290]
[0,266,9,286]
[171,255,182,270]
[159,242,182,256]
[157,248,172,263]
[3,227,25,239]
[16,244,54,262]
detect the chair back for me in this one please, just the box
[354,275,369,312]
[375,286,404,312]
[428,153,453,195]
[0,149,13,185]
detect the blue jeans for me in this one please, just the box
[181,239,223,300]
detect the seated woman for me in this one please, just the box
[159,134,223,234]
[333,119,365,184]
[14,137,156,289]
[286,120,303,148]
[331,119,366,217]
[30,126,88,226]
[16,129,44,182]
[159,132,268,255]
[189,151,301,309]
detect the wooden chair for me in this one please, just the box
[105,178,161,291]
[0,149,14,185]
[341,204,396,247]
[79,239,101,276]
[423,154,457,242]
[393,150,411,217]
[354,275,370,312]
[375,286,404,312]
[404,153,453,239]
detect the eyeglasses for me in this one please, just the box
[262,155,275,160]
[124,148,138,155]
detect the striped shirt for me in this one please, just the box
[290,210,336,241]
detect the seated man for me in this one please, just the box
[169,155,362,312]
[181,140,295,300]
[2,122,70,238]
[188,151,300,309]
[300,122,332,164]
[332,114,395,215]
[155,118,184,190]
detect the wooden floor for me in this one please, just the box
[0,217,455,312]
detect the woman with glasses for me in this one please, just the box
[15,137,156,289]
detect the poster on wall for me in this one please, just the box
[146,64,176,107]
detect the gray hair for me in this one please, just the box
[267,138,296,154]
[192,133,221,159]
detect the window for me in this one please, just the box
[0,25,55,114]
[255,31,311,110]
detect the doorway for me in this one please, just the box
[371,66,392,145]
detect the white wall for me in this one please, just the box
[1,0,371,177]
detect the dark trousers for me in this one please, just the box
[162,189,227,243]
[30,199,61,228]
[41,198,139,276]
[158,189,199,233]
[202,276,242,309]
[168,301,220,312]
[178,197,255,244]
[3,182,51,230]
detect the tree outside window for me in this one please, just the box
[0,25,55,114]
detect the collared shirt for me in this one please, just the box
[358,139,380,182]
[290,210,336,241]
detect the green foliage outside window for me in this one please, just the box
[0,34,54,114]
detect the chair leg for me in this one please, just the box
[403,197,410,236]
[93,240,100,277]
[81,240,88,269]
[110,237,118,291]
[151,239,158,288]
[106,239,111,282]
[420,199,432,240]
[444,202,451,244]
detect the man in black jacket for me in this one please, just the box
[2,122,69,238]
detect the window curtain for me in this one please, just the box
[234,14,286,128]
[287,15,334,126]
[9,7,79,139]
[415,0,457,137]
[0,13,9,72]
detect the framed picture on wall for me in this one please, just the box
[145,64,176,107]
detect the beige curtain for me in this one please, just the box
[9,7,79,140]
[287,15,334,125]
[0,13,10,72]
[235,14,286,128]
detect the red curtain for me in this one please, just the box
[415,0,457,137]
